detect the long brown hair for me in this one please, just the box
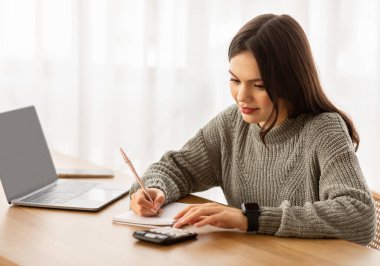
[228,14,359,151]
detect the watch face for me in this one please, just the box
[242,203,259,212]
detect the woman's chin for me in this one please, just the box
[241,115,261,124]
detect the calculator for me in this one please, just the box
[133,226,197,245]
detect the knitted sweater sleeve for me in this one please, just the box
[258,113,376,245]
[128,107,227,204]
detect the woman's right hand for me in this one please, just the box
[130,188,166,217]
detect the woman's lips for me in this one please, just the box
[240,107,259,115]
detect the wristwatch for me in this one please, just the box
[241,203,261,232]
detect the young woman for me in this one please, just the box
[129,14,376,245]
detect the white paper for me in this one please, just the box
[113,202,188,227]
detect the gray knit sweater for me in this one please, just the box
[130,105,376,245]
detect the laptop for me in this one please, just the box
[0,106,129,211]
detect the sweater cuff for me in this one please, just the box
[258,206,282,235]
[129,179,179,205]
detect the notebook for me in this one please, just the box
[0,106,129,211]
[113,202,188,227]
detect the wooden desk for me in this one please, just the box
[1,153,380,266]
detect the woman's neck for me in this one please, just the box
[259,100,289,129]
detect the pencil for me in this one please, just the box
[119,147,154,204]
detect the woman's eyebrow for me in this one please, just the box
[228,70,262,82]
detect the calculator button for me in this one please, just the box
[134,231,146,236]
[155,235,169,240]
[145,233,157,239]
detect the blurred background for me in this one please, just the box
[0,0,379,201]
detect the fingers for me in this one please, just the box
[194,208,247,230]
[194,213,223,227]
[173,203,221,228]
[173,204,202,220]
[130,188,166,216]
[131,196,157,216]
[131,194,244,230]
[153,190,165,210]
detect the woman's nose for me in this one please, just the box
[236,84,252,103]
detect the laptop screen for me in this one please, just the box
[0,106,57,203]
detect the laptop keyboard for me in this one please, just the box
[20,181,96,205]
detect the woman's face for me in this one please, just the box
[229,51,288,127]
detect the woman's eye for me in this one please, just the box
[230,78,240,84]
[254,84,265,89]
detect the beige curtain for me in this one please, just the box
[0,0,379,201]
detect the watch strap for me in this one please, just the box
[241,203,260,232]
[246,210,259,232]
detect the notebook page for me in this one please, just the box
[113,202,189,227]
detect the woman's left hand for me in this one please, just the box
[173,203,248,231]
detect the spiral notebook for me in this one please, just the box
[113,202,188,227]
